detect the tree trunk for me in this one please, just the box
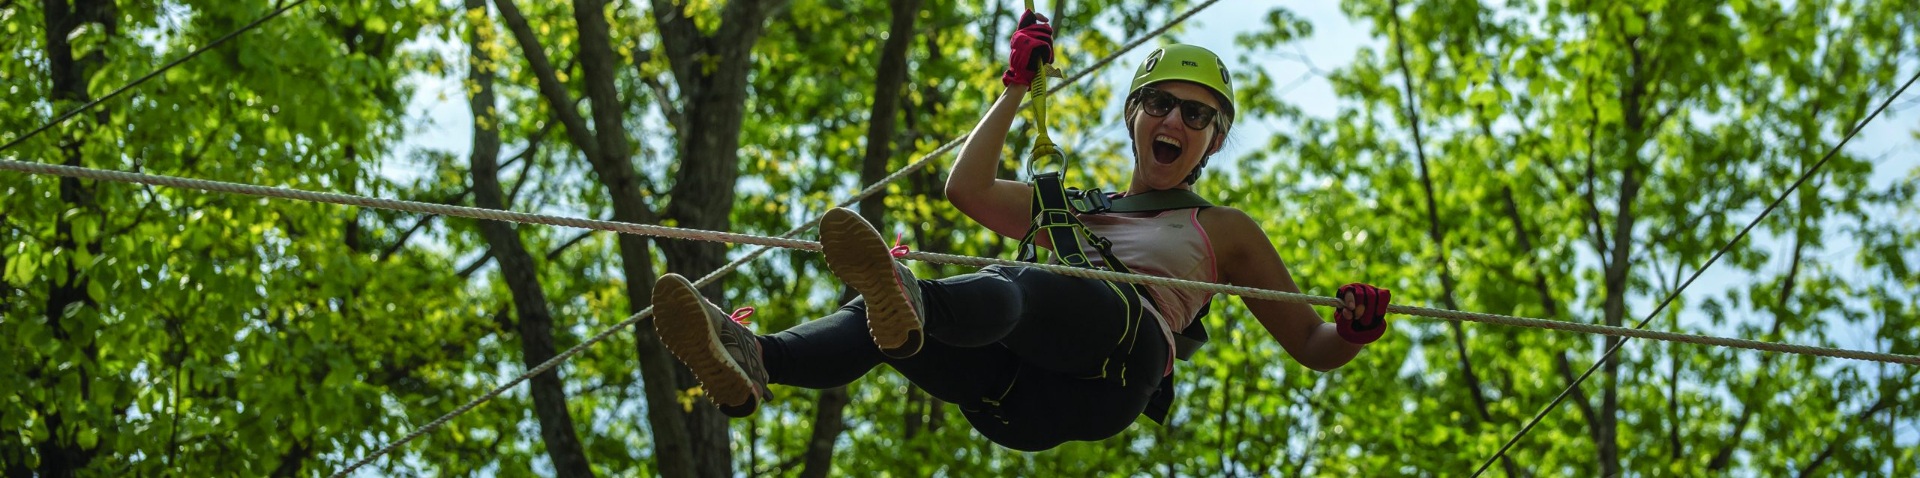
[1387,3,1521,474]
[798,387,850,478]
[1707,215,1805,470]
[1596,23,1653,471]
[650,0,788,280]
[32,0,115,475]
[489,0,702,473]
[855,0,921,219]
[649,0,791,472]
[465,3,596,476]
[795,2,922,475]
[1595,155,1638,478]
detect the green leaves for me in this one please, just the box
[1259,0,1920,474]
[5,0,1915,475]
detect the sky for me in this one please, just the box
[401,1,1917,185]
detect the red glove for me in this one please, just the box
[1002,10,1054,87]
[1335,283,1390,344]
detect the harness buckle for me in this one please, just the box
[1066,187,1112,214]
[1091,236,1115,251]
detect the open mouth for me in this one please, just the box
[1151,134,1184,164]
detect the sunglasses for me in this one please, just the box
[1134,87,1220,131]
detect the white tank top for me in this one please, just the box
[1073,208,1218,372]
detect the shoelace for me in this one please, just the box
[890,232,911,258]
[729,307,755,327]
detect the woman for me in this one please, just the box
[653,12,1390,451]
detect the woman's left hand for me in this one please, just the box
[1335,283,1390,344]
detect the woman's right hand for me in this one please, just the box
[1002,10,1054,87]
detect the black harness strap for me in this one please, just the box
[1016,172,1095,267]
[1065,188,1216,361]
[1016,172,1148,385]
[1018,178,1223,425]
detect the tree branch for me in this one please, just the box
[456,228,597,280]
[103,189,160,237]
[648,0,703,96]
[1709,211,1807,470]
[467,2,595,473]
[629,45,686,141]
[538,230,594,263]
[492,0,600,159]
[166,316,188,468]
[1795,441,1839,478]
[0,214,10,315]
[570,0,631,166]
[1387,4,1517,475]
[503,123,553,208]
[268,439,311,478]
[455,249,495,279]
[1798,392,1903,478]
[1554,352,1603,444]
[713,0,789,65]
[1582,70,1612,268]
[1667,343,1682,460]
[499,120,553,172]
[378,188,473,262]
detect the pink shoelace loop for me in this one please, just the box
[729,307,756,327]
[890,232,911,258]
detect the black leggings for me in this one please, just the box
[758,265,1170,451]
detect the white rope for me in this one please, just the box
[895,248,1920,365]
[6,155,1918,369]
[7,0,1911,473]
[9,153,1915,478]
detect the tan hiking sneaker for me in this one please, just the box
[819,208,926,359]
[652,273,771,417]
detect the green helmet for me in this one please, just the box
[1127,43,1236,130]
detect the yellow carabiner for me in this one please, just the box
[1022,0,1065,179]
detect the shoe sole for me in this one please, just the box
[652,274,754,412]
[820,208,923,358]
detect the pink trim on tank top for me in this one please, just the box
[1188,208,1219,288]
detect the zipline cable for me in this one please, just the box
[4,152,1917,367]
[0,0,312,154]
[1470,66,1920,477]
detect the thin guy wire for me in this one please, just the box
[1471,66,1920,477]
[0,0,313,154]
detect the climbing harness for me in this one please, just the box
[1004,4,1146,401]
[1006,3,1233,424]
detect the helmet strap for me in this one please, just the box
[1184,156,1209,185]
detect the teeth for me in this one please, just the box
[1154,135,1183,148]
